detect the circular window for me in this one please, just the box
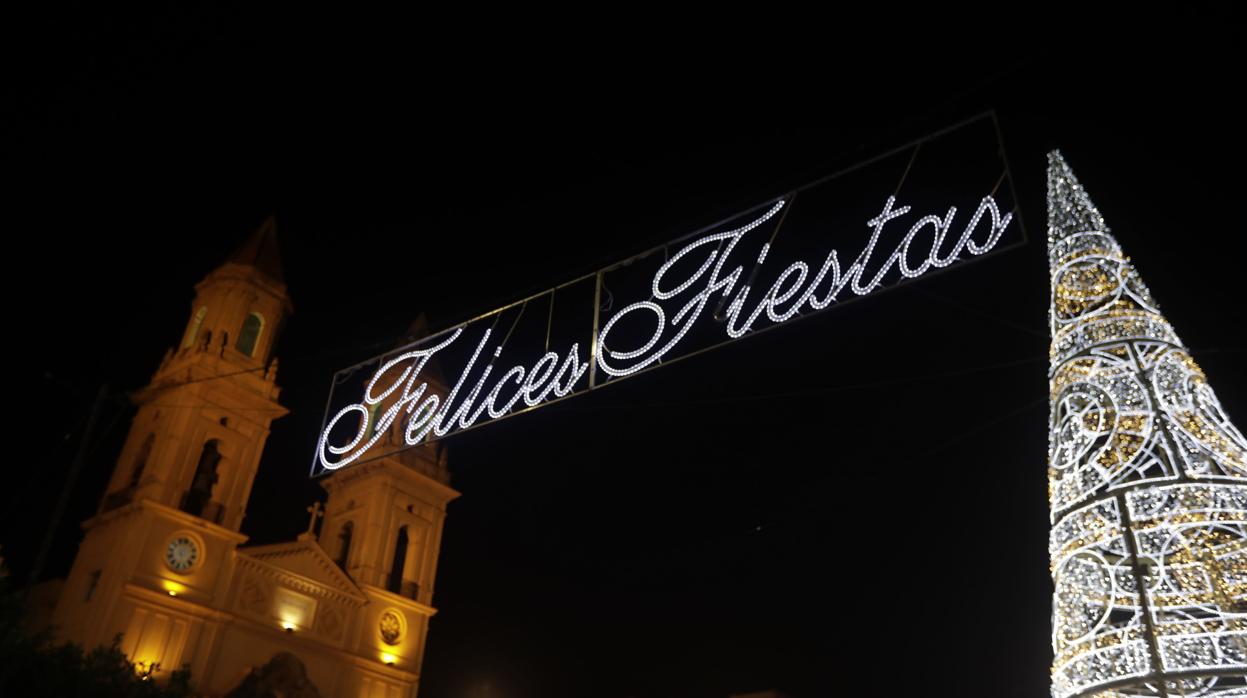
[164,534,202,574]
[379,610,403,645]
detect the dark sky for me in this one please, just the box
[5,10,1246,698]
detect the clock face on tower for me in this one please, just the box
[165,536,201,573]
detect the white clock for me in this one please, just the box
[165,536,201,573]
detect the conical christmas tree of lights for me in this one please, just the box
[1047,151,1247,698]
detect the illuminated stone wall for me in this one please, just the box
[46,221,452,698]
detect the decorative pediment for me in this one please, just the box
[237,537,366,605]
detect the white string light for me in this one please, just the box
[521,352,561,407]
[600,194,1013,374]
[319,191,1016,470]
[1046,151,1247,698]
[764,261,809,323]
[318,330,462,470]
[484,365,526,419]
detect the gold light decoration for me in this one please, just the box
[1047,151,1247,697]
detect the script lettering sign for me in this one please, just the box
[313,114,1024,476]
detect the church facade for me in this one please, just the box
[46,220,458,698]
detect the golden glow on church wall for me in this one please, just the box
[46,220,457,698]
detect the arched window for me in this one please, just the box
[183,307,207,348]
[368,402,389,443]
[336,521,354,569]
[182,439,222,517]
[236,312,264,357]
[129,433,154,489]
[387,526,409,594]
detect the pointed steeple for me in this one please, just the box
[153,214,293,386]
[1045,151,1247,698]
[229,215,285,284]
[396,313,432,348]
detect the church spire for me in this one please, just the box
[227,215,285,284]
[1046,152,1247,698]
[159,217,292,373]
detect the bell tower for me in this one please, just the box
[116,215,292,528]
[52,217,292,661]
[316,317,460,680]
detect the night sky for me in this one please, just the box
[5,11,1245,698]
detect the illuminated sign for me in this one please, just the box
[313,113,1025,476]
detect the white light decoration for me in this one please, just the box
[597,194,1013,373]
[1046,151,1247,698]
[317,189,1016,472]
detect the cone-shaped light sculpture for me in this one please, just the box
[1047,151,1247,697]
